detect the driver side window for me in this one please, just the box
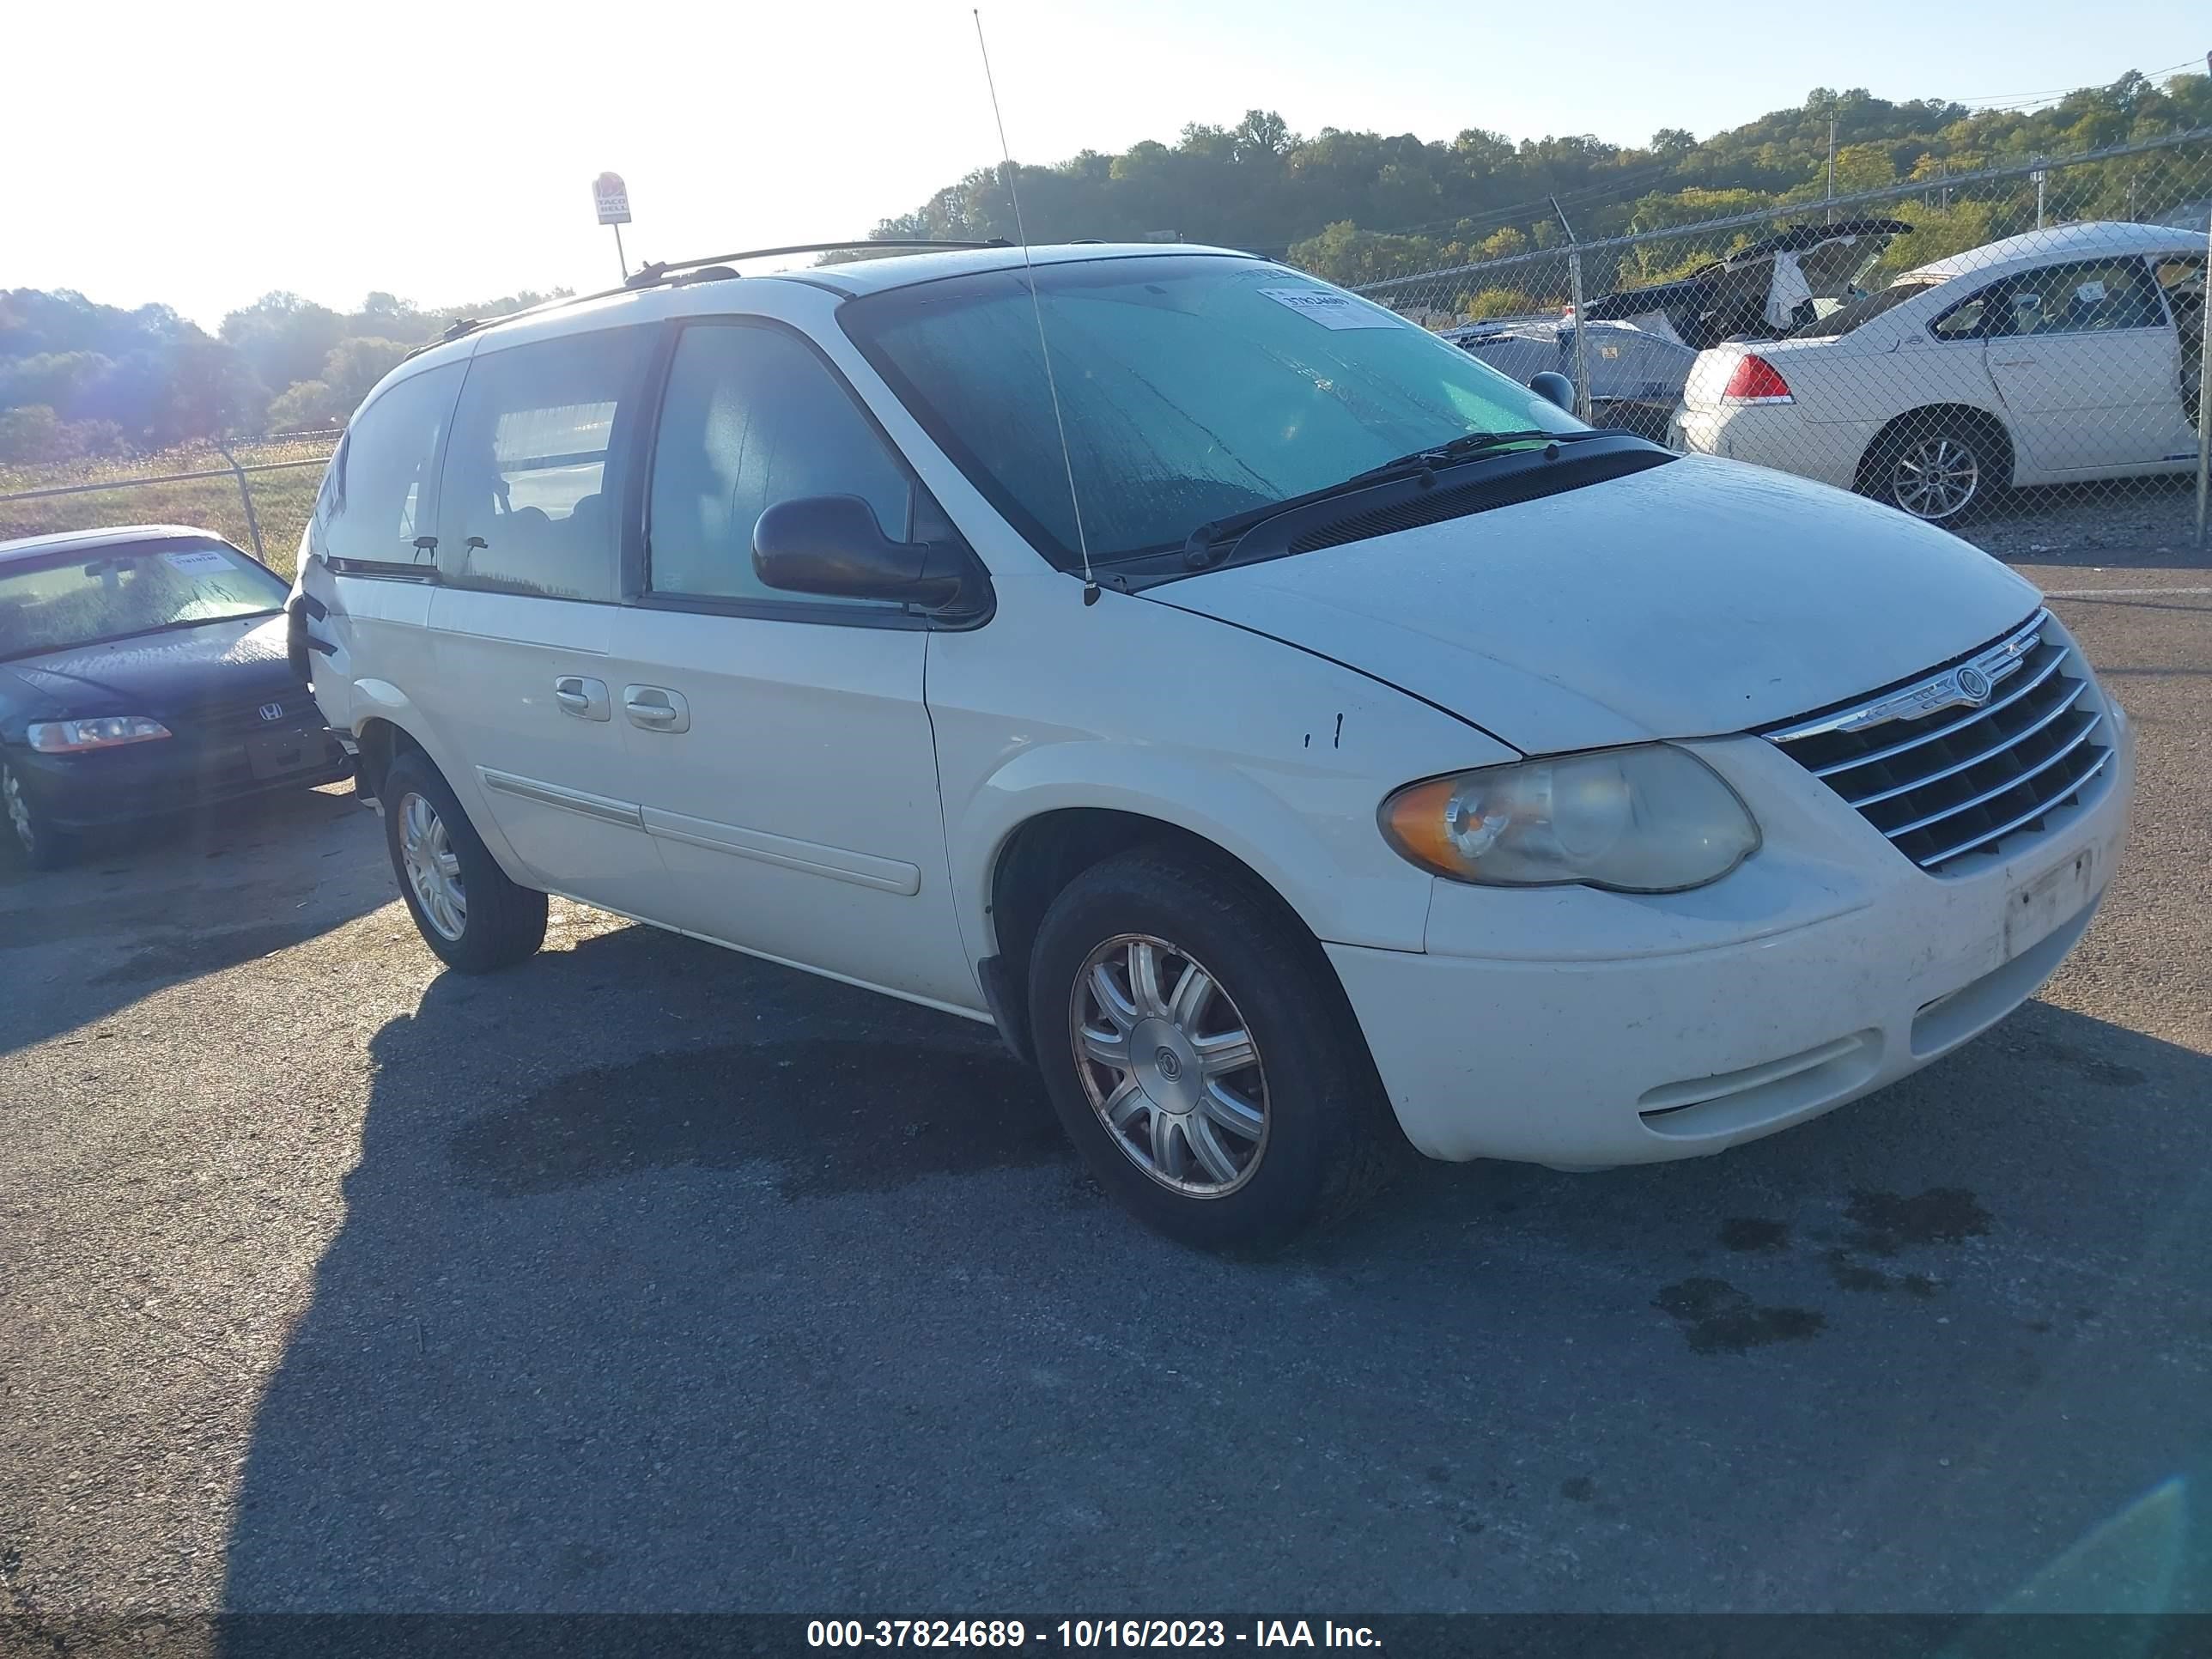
[645,322,916,608]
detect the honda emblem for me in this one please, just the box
[258,702,285,722]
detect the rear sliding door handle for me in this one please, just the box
[553,675,611,721]
[623,685,691,733]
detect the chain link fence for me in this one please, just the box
[0,432,340,576]
[1351,127,2212,552]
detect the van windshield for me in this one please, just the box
[841,254,1580,569]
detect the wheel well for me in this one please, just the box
[1856,404,2015,494]
[355,718,422,803]
[986,809,1304,1057]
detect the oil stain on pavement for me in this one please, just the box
[448,1036,1069,1200]
[1652,1277,1825,1354]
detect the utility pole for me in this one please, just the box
[1826,106,1837,225]
[2032,167,2048,230]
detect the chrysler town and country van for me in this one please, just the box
[289,243,2132,1247]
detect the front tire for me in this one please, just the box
[3,760,70,871]
[381,749,546,972]
[1027,848,1398,1250]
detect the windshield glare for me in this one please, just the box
[842,255,1580,568]
[1790,277,1938,339]
[0,539,286,661]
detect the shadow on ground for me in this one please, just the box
[220,916,2212,1613]
[0,783,386,1058]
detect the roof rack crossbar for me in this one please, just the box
[623,238,1012,289]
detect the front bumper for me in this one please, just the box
[1329,715,2134,1168]
[15,724,351,830]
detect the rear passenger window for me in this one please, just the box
[646,323,915,607]
[440,330,652,601]
[2000,258,2166,337]
[319,364,463,568]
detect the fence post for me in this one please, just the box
[2197,210,2211,551]
[1551,196,1595,424]
[216,438,264,562]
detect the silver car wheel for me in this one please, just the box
[1892,434,1980,520]
[3,765,34,854]
[1070,933,1269,1197]
[398,790,468,942]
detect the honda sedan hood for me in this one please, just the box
[1145,454,2039,755]
[3,612,296,717]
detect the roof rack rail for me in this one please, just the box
[622,237,1012,289]
[412,240,1018,357]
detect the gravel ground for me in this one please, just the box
[1,562,2208,1620]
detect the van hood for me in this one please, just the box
[1143,453,2039,755]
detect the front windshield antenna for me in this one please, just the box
[973,10,1098,604]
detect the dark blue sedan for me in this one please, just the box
[0,525,350,869]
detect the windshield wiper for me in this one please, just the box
[1346,428,1581,483]
[1180,428,1606,569]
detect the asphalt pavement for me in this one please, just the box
[2,560,2208,1617]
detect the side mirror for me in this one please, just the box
[1528,371,1577,414]
[752,495,971,610]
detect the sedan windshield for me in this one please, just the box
[842,254,1580,569]
[0,538,287,661]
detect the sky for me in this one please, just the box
[8,0,2206,330]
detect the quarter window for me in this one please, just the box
[319,363,463,567]
[440,329,653,602]
[646,324,916,607]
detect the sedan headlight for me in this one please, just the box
[1379,744,1759,893]
[27,715,173,754]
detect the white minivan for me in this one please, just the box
[291,242,2132,1248]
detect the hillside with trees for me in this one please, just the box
[0,288,562,467]
[3,70,2205,467]
[867,70,2209,295]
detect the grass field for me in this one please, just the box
[0,439,337,579]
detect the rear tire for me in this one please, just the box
[2,760,70,872]
[1027,847,1399,1250]
[1864,410,2008,522]
[381,749,546,972]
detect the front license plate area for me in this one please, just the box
[2004,847,2094,961]
[246,730,317,780]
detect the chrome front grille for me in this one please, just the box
[1763,610,2113,875]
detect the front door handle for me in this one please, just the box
[553,675,611,721]
[623,684,691,733]
[1991,356,2036,368]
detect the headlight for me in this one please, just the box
[27,715,173,754]
[1379,744,1759,892]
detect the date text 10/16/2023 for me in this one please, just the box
[806,1620,1383,1649]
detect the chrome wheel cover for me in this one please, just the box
[3,766,33,854]
[398,791,468,942]
[1893,434,1980,520]
[1070,933,1268,1197]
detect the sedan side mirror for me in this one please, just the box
[1528,371,1577,414]
[752,495,973,611]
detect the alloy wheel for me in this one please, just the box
[398,791,468,942]
[1892,434,1980,520]
[1069,933,1269,1196]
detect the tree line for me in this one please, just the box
[5,70,2206,467]
[0,288,563,467]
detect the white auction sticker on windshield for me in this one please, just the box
[162,550,231,574]
[1258,287,1404,329]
